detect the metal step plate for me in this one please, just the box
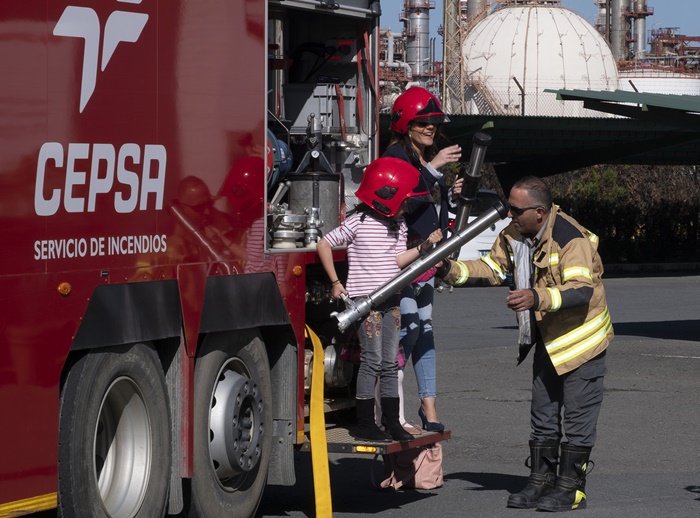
[300,425,451,455]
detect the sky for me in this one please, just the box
[380,0,700,60]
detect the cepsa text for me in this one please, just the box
[35,142,167,216]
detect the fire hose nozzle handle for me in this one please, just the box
[340,292,354,309]
[334,295,372,332]
[435,278,453,294]
[330,293,351,319]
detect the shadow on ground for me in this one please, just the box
[444,471,525,494]
[612,320,700,342]
[259,454,437,517]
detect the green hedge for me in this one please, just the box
[548,165,700,263]
[444,164,700,264]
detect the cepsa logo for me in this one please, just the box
[36,0,167,218]
[54,0,148,113]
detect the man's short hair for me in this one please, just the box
[512,176,553,209]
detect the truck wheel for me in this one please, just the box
[58,343,171,518]
[188,330,272,518]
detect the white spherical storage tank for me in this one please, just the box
[619,69,700,96]
[462,4,619,117]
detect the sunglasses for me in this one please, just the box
[412,121,441,128]
[508,204,544,216]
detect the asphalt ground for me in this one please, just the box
[260,274,700,517]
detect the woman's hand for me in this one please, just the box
[452,177,463,198]
[427,228,443,245]
[430,144,462,169]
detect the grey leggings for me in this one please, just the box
[355,305,401,400]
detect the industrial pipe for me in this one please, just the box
[450,132,492,258]
[333,201,509,331]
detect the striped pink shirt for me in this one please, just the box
[323,212,407,297]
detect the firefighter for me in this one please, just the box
[436,176,613,512]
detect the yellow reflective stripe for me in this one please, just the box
[549,253,559,265]
[548,288,562,311]
[562,266,592,282]
[546,307,610,353]
[550,320,611,366]
[589,232,598,244]
[481,254,506,281]
[0,493,57,514]
[455,261,469,285]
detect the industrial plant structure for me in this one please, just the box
[379,0,442,111]
[379,0,700,115]
[460,3,618,116]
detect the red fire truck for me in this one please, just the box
[0,1,449,516]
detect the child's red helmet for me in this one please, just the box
[355,157,430,217]
[390,87,449,135]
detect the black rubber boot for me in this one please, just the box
[353,398,391,442]
[507,440,559,509]
[380,397,414,442]
[537,443,593,512]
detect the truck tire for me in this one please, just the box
[58,342,171,518]
[188,330,272,518]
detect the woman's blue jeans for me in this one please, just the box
[399,278,436,399]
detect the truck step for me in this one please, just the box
[300,425,450,455]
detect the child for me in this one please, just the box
[317,157,442,442]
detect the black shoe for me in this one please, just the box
[418,406,445,432]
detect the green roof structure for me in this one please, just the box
[380,89,700,191]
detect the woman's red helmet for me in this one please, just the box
[355,157,431,217]
[390,87,449,135]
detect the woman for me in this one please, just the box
[382,87,462,432]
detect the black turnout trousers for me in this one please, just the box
[530,341,607,448]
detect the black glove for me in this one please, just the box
[435,259,452,279]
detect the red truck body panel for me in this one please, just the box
[0,0,384,513]
[0,0,299,503]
